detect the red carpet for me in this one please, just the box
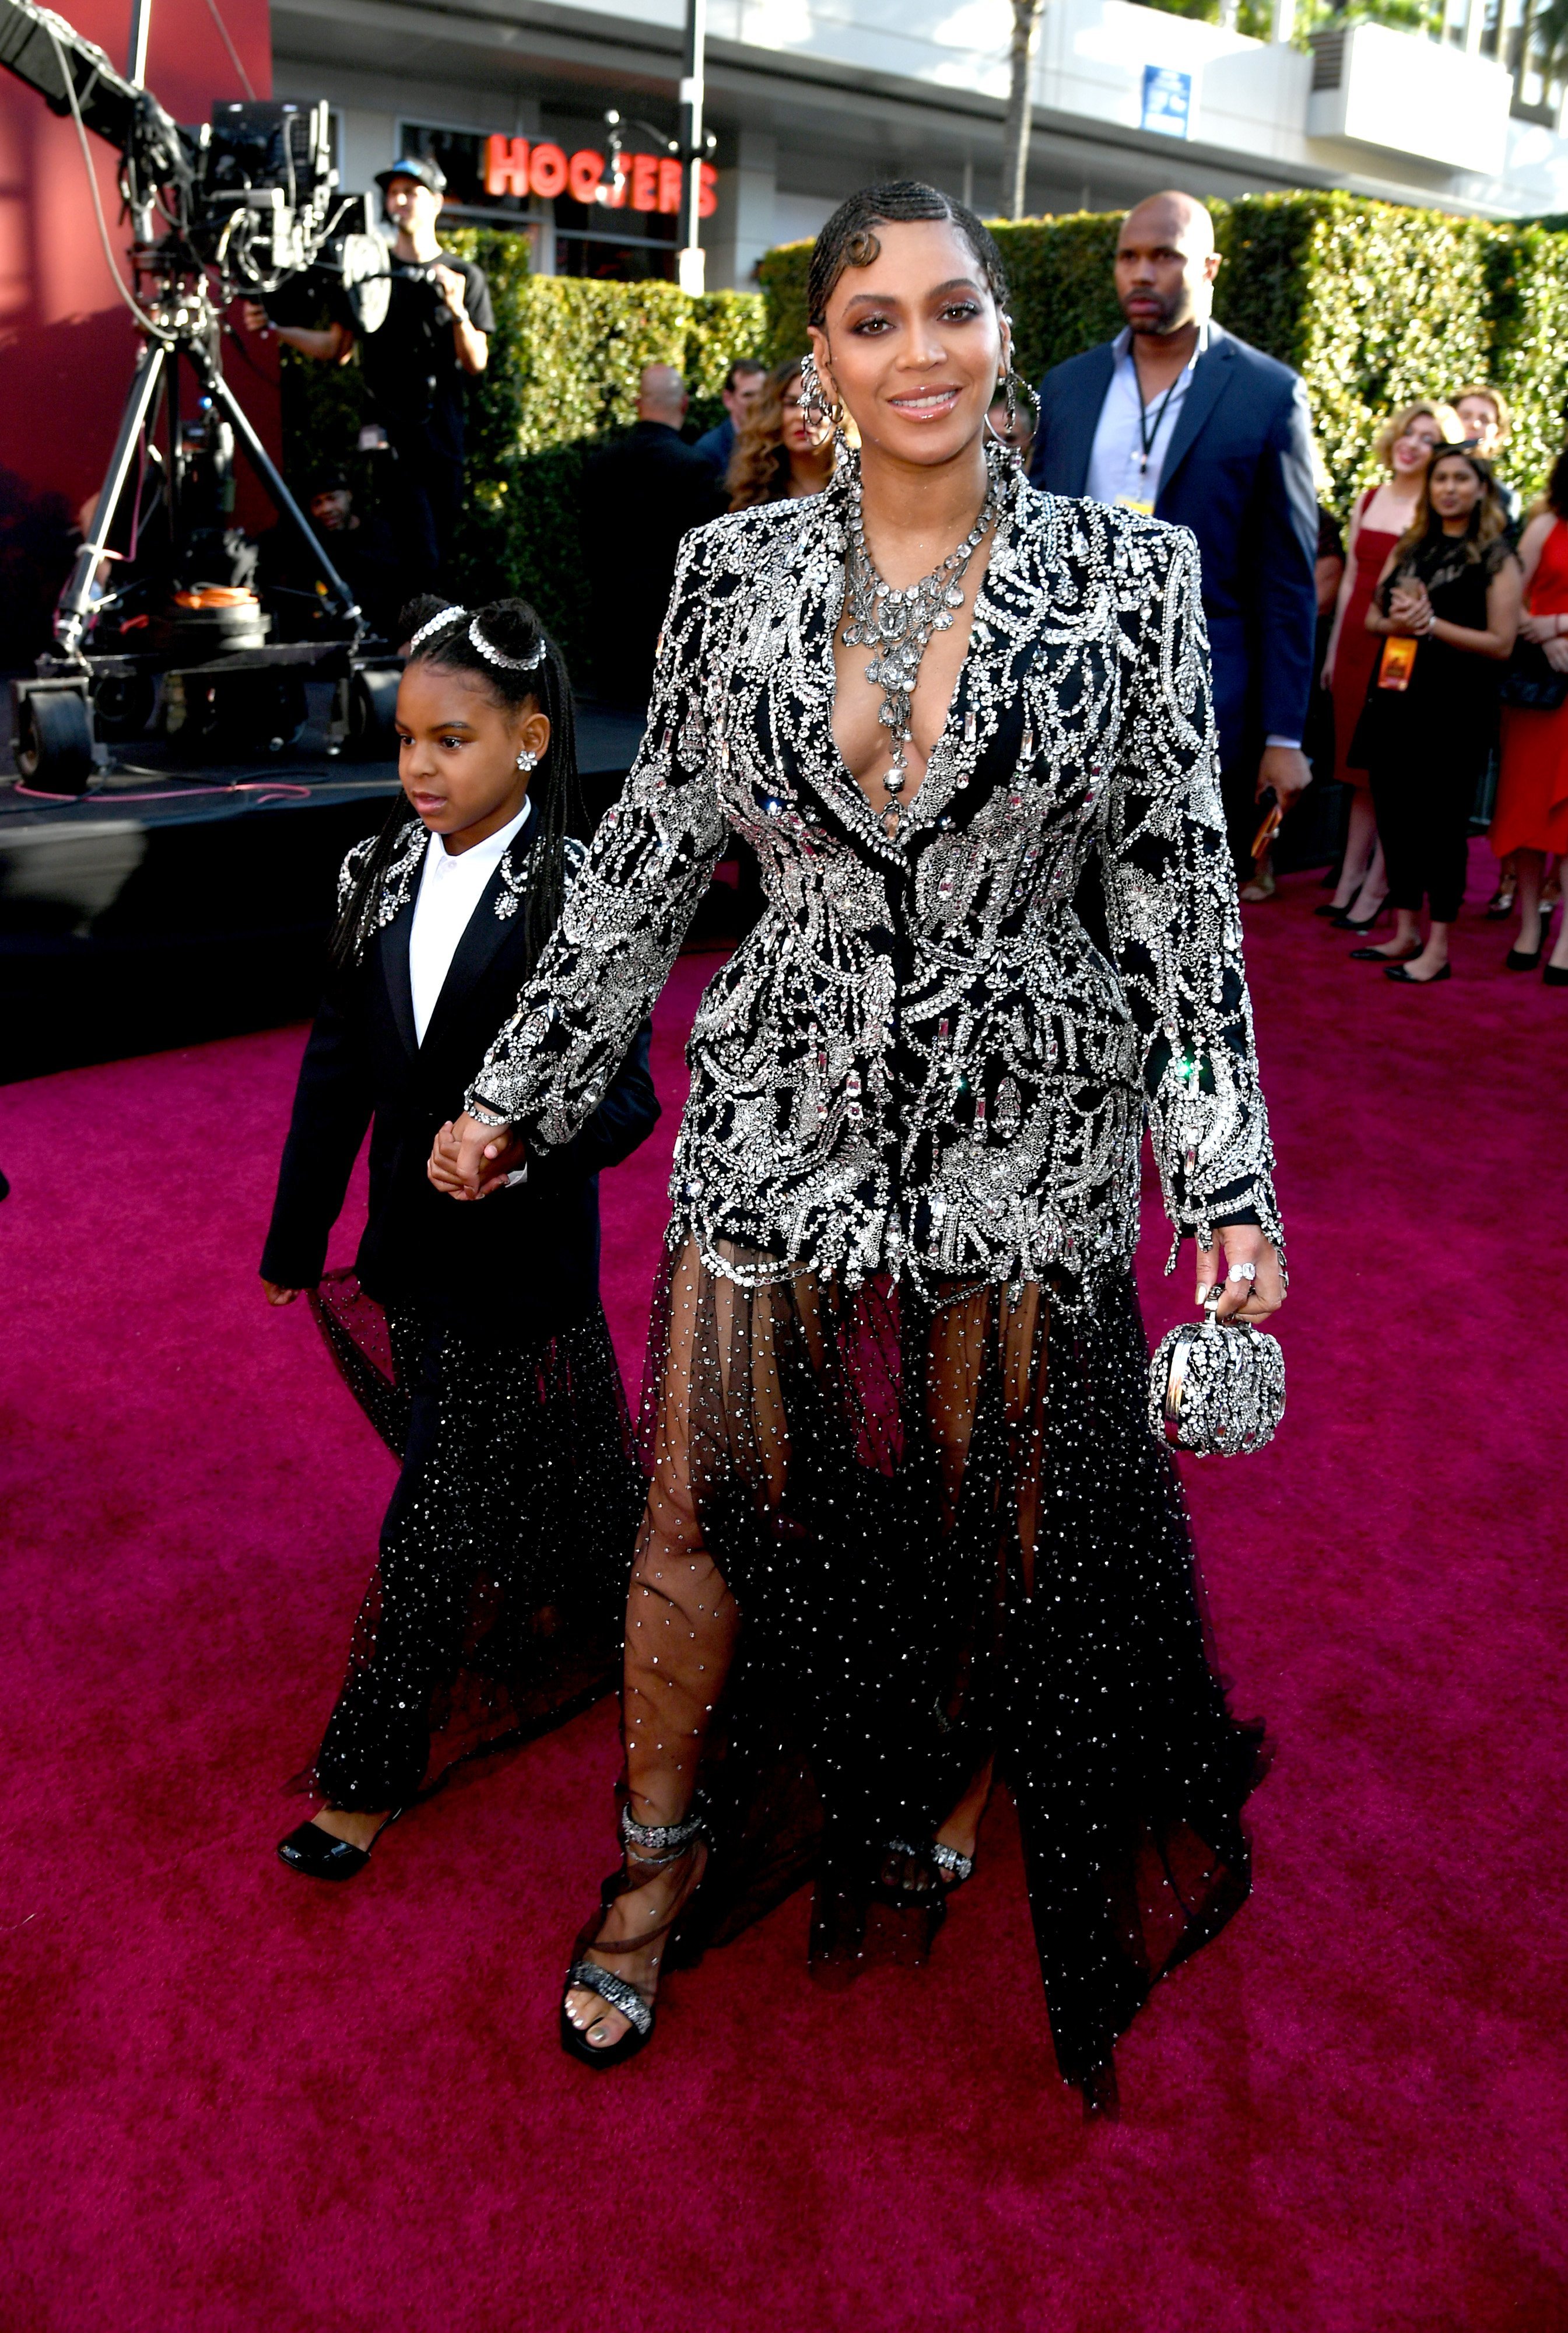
[2,849,1565,2332]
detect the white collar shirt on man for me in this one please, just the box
[1084,324,1209,514]
[408,796,532,1046]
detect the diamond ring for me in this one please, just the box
[1226,1260,1257,1284]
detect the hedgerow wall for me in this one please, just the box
[284,195,1568,672]
[758,192,1568,513]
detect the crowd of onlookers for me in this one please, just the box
[1291,382,1567,987]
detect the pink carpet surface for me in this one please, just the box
[2,842,1565,2332]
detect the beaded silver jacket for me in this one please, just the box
[468,465,1283,1294]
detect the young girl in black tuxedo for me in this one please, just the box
[262,596,659,1877]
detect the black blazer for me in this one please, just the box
[1028,322,1318,750]
[582,422,721,705]
[261,819,660,1339]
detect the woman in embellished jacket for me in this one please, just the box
[436,185,1288,2110]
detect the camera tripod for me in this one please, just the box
[17,281,400,794]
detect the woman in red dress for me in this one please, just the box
[1493,445,1568,984]
[1321,400,1464,927]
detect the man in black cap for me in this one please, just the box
[242,156,494,597]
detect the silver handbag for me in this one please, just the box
[1148,1295,1285,1458]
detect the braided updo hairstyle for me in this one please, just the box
[331,595,585,979]
[806,181,1009,332]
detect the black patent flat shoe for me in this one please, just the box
[1544,963,1568,987]
[1385,962,1450,984]
[277,1808,402,1880]
[1332,903,1391,933]
[1313,901,1350,917]
[1505,910,1551,969]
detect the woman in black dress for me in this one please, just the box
[437,185,1286,2112]
[1351,449,1521,986]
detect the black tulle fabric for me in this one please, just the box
[624,1238,1262,2104]
[302,1270,641,1807]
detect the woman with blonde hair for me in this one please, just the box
[726,357,836,510]
[1349,445,1520,983]
[1320,399,1465,927]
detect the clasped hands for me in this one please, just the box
[1387,581,1436,637]
[427,1111,525,1201]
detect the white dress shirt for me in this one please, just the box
[408,797,532,1046]
[1084,324,1207,513]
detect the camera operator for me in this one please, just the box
[241,156,493,597]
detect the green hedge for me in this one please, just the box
[281,231,766,672]
[757,192,1568,513]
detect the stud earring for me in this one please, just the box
[515,747,538,772]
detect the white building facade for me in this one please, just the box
[271,0,1568,288]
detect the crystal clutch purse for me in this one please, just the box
[1148,1297,1285,1458]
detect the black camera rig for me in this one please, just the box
[0,0,401,790]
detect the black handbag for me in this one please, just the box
[1500,641,1568,712]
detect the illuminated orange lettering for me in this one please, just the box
[529,142,569,199]
[632,153,658,212]
[698,159,718,219]
[568,148,604,204]
[657,156,683,215]
[485,134,530,198]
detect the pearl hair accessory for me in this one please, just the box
[406,605,468,654]
[469,616,546,673]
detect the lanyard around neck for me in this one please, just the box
[1132,348,1191,476]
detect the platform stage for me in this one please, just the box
[1,688,747,1084]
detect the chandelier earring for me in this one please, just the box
[799,351,838,435]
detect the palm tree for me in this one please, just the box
[1000,0,1045,219]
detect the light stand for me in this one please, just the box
[676,0,706,295]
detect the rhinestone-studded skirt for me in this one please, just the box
[299,1271,642,1809]
[633,1236,1264,2104]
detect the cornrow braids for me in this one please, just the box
[329,594,587,980]
[806,180,1008,330]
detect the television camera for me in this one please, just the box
[0,0,401,790]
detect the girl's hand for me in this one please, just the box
[261,1278,304,1305]
[1195,1225,1285,1322]
[1544,636,1568,673]
[1519,609,1552,644]
[429,1113,524,1200]
[1321,656,1335,691]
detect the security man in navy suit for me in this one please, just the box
[1028,191,1318,875]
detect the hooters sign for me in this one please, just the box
[485,135,718,216]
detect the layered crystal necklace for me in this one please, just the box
[841,454,1004,835]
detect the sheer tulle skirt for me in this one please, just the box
[301,1271,641,1807]
[623,1236,1263,2102]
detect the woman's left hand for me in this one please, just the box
[1196,1225,1285,1322]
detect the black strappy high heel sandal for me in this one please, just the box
[559,1799,708,2071]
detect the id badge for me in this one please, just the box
[1116,493,1155,517]
[1377,636,1418,691]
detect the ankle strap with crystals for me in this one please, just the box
[620,1796,706,1864]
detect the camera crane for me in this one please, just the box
[0,0,399,789]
